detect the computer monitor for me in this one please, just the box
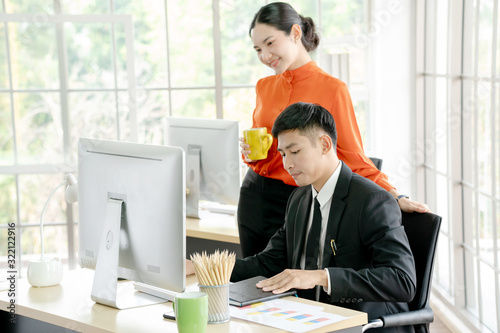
[164,117,241,218]
[78,138,185,309]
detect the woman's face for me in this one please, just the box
[251,23,302,74]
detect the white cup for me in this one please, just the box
[27,257,63,287]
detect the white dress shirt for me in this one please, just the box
[300,161,342,298]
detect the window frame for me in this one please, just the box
[0,12,136,270]
[417,1,500,332]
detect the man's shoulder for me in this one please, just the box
[351,172,386,191]
[348,172,396,207]
[286,165,393,203]
[288,185,311,200]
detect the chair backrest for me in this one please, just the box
[401,212,442,311]
[369,157,383,171]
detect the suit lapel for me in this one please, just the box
[291,187,312,269]
[321,163,352,269]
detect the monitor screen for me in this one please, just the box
[164,117,241,218]
[78,138,185,308]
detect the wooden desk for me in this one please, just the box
[185,211,239,244]
[1,269,367,332]
[185,211,243,258]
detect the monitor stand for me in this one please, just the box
[186,145,201,219]
[91,197,175,309]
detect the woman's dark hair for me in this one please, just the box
[272,102,337,147]
[249,2,320,52]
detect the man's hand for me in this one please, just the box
[186,259,195,276]
[256,269,328,294]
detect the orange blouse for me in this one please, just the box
[246,61,393,191]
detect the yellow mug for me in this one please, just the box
[244,127,273,161]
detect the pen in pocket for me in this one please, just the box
[330,239,337,255]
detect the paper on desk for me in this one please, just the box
[229,298,347,333]
[197,210,236,225]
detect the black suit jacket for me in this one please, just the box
[232,162,417,333]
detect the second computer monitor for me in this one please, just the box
[165,117,241,218]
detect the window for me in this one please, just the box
[0,5,137,273]
[1,0,371,280]
[417,1,500,332]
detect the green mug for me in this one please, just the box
[173,292,208,333]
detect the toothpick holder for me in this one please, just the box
[198,283,230,324]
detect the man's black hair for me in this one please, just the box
[272,102,337,147]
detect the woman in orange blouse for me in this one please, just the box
[238,2,429,257]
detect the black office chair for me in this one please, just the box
[363,212,442,332]
[369,157,383,171]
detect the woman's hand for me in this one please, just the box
[389,189,431,213]
[398,197,431,213]
[240,137,255,163]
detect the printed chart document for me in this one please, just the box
[229,276,297,307]
[229,298,348,333]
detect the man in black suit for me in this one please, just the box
[230,102,417,332]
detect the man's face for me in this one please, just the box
[277,130,328,191]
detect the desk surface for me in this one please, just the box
[186,210,240,244]
[1,269,367,333]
